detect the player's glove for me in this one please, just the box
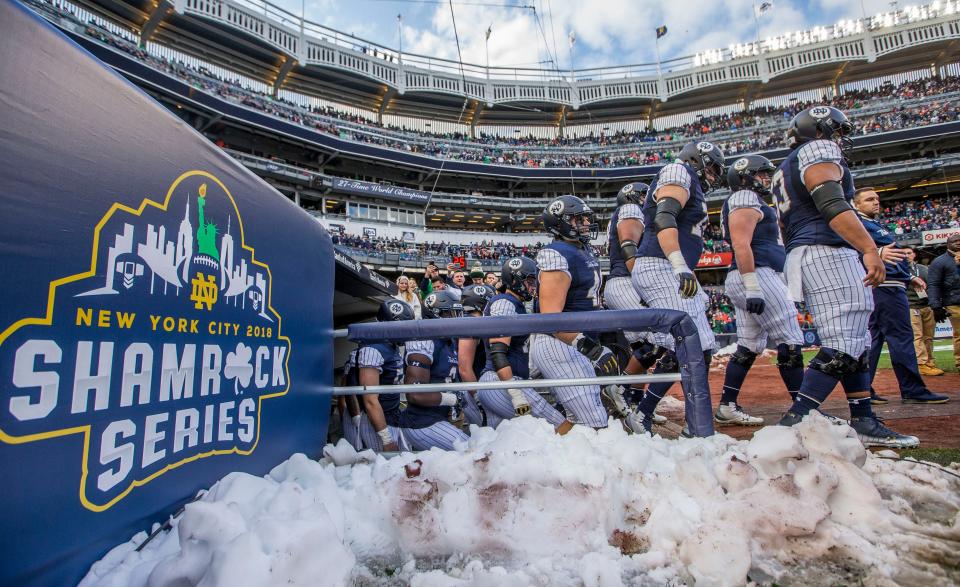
[572,333,620,378]
[668,251,699,298]
[507,388,531,416]
[741,272,766,315]
[933,306,949,322]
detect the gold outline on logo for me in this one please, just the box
[0,170,292,512]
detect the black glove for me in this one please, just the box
[745,296,766,315]
[677,271,699,298]
[573,334,620,378]
[933,306,949,322]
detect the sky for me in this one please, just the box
[268,0,902,72]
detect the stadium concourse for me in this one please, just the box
[6,0,960,584]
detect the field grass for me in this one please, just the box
[895,447,960,467]
[785,348,957,372]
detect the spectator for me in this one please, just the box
[469,265,485,285]
[484,271,499,289]
[395,275,422,319]
[905,248,943,376]
[449,270,466,292]
[926,234,960,372]
[419,261,441,298]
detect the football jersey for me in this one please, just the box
[606,203,645,278]
[354,342,403,426]
[400,338,459,429]
[536,241,601,312]
[637,162,709,268]
[482,293,530,378]
[858,212,910,285]
[774,140,856,251]
[721,190,787,272]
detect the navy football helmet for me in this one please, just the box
[785,105,854,158]
[461,284,495,313]
[422,289,464,319]
[727,155,776,195]
[377,299,415,322]
[542,194,597,244]
[677,140,727,192]
[501,256,538,301]
[616,182,649,207]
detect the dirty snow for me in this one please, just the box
[81,414,960,587]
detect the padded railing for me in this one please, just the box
[339,309,714,437]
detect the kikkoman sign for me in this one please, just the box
[0,171,291,511]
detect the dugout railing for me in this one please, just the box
[333,309,714,437]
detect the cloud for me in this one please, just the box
[264,0,899,73]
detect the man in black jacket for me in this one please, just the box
[927,234,960,372]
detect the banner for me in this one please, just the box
[921,227,960,245]
[331,177,431,205]
[0,3,333,585]
[696,251,733,268]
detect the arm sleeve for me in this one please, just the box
[653,163,692,193]
[727,190,764,214]
[536,248,570,276]
[615,203,645,225]
[488,298,518,317]
[797,140,843,184]
[405,340,435,361]
[356,346,386,372]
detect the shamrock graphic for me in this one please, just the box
[225,342,254,395]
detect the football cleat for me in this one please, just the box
[850,417,919,448]
[714,402,764,426]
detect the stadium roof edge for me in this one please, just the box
[81,0,960,125]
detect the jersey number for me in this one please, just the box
[691,202,709,237]
[771,169,790,216]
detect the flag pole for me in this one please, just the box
[655,35,663,79]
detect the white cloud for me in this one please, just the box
[265,0,909,71]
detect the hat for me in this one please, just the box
[469,265,485,279]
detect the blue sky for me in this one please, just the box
[269,0,900,71]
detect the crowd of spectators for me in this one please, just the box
[329,225,733,265]
[33,0,960,170]
[876,195,960,237]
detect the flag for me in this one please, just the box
[656,25,668,39]
[486,25,492,40]
[568,31,576,48]
[757,1,773,15]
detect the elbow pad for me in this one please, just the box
[809,181,852,223]
[653,197,683,232]
[489,341,511,371]
[619,239,638,260]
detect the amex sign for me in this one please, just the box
[0,3,333,585]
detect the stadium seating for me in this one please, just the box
[27,0,960,170]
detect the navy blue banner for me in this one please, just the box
[0,2,333,585]
[330,177,431,205]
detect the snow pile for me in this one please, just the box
[82,415,960,587]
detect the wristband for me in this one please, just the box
[667,250,689,274]
[376,427,393,446]
[741,272,760,292]
[439,392,458,407]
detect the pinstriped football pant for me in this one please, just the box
[799,246,873,358]
[725,267,804,353]
[529,334,608,428]
[357,414,410,452]
[476,370,566,427]
[603,276,648,344]
[631,257,717,352]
